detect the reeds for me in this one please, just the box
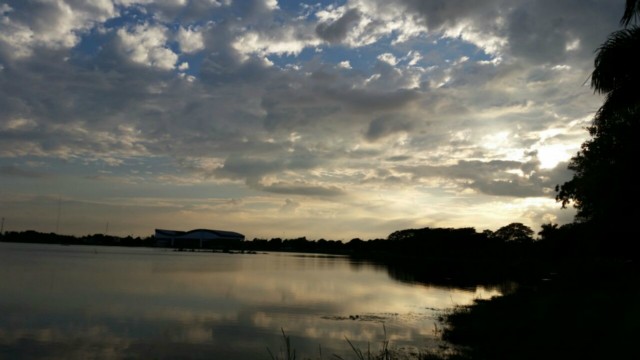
[267,324,448,360]
[268,328,297,360]
[334,323,390,360]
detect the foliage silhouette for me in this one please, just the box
[441,261,640,360]
[556,0,640,257]
[492,223,534,243]
[621,0,640,27]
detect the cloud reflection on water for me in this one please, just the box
[0,243,499,358]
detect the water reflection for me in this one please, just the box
[0,243,499,358]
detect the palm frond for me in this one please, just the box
[621,0,640,27]
[591,27,640,95]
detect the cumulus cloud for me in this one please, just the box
[398,0,621,65]
[264,0,279,11]
[233,25,321,59]
[314,0,426,47]
[315,8,362,44]
[0,0,620,238]
[117,23,178,70]
[0,0,117,58]
[176,26,205,53]
[395,158,573,198]
[337,61,352,69]
[377,53,398,66]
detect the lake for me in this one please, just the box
[0,242,499,359]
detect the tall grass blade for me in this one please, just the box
[343,336,365,360]
[267,347,276,360]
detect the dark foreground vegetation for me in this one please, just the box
[439,260,639,360]
[434,1,640,357]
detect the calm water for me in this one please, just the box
[0,243,499,359]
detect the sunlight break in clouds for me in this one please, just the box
[0,0,624,239]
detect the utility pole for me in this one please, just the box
[1,217,4,235]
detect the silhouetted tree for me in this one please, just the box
[481,229,494,238]
[493,223,534,243]
[590,30,640,119]
[556,1,640,256]
[556,109,640,222]
[346,238,365,253]
[538,223,559,241]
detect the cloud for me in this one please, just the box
[397,0,502,30]
[377,53,398,66]
[365,115,413,141]
[0,0,619,238]
[398,0,621,65]
[0,165,49,178]
[337,61,352,69]
[215,156,285,181]
[264,0,279,11]
[395,158,572,198]
[264,183,345,197]
[313,0,426,47]
[315,8,362,44]
[279,198,300,213]
[117,23,178,70]
[322,87,422,112]
[0,0,117,59]
[176,26,205,53]
[232,25,321,59]
[386,155,412,162]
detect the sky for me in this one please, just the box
[0,0,625,240]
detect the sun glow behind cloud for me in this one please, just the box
[536,145,573,169]
[0,0,622,239]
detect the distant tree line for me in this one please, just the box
[0,220,620,285]
[0,230,154,247]
[0,221,597,260]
